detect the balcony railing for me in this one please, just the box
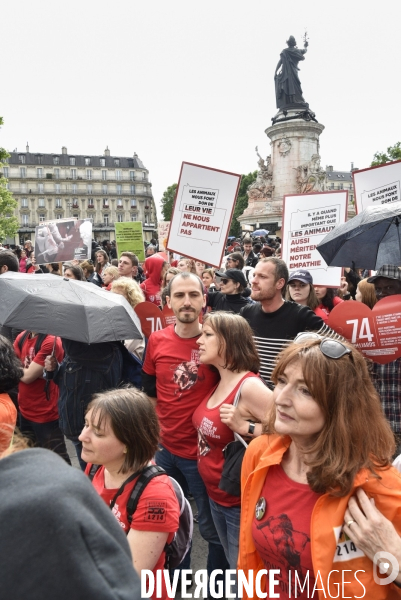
[8,173,150,183]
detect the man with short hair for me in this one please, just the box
[242,237,259,268]
[118,252,139,279]
[142,272,228,579]
[367,265,401,449]
[0,250,18,274]
[240,257,328,382]
[207,268,252,313]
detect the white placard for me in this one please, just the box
[353,160,401,214]
[166,162,241,268]
[157,221,170,252]
[282,191,348,287]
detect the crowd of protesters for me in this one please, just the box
[0,231,401,599]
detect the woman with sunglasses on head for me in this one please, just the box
[286,269,328,322]
[238,334,401,599]
[193,313,273,585]
[80,387,180,600]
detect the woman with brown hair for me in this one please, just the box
[192,312,273,575]
[238,334,400,599]
[355,277,377,309]
[80,387,180,599]
[285,269,328,322]
[95,249,110,282]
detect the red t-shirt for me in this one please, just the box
[313,306,328,324]
[192,372,258,507]
[87,464,179,600]
[143,325,219,459]
[252,464,321,599]
[14,333,64,423]
[317,296,343,318]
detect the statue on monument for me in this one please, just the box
[275,34,308,110]
[295,154,326,194]
[248,147,275,199]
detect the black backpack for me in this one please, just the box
[89,464,193,569]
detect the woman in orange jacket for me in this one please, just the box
[238,333,401,599]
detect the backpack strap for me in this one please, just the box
[17,331,30,352]
[126,465,166,525]
[88,464,101,481]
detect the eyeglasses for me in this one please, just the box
[293,332,352,360]
[221,279,230,285]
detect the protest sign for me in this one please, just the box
[353,160,401,214]
[115,222,145,261]
[282,191,348,287]
[35,218,92,264]
[328,295,401,364]
[166,162,241,268]
[157,221,170,252]
[134,302,165,338]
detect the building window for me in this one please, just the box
[102,184,108,194]
[3,167,8,178]
[56,214,62,219]
[117,214,124,222]
[55,183,61,193]
[56,198,62,208]
[104,214,109,225]
[339,183,343,190]
[86,169,92,180]
[117,198,123,207]
[143,185,147,193]
[21,183,27,193]
[103,198,109,207]
[130,185,135,194]
[130,171,135,181]
[21,198,28,207]
[73,213,79,219]
[22,214,29,225]
[116,184,122,195]
[102,170,107,181]
[20,167,26,178]
[87,184,93,194]
[114,159,120,167]
[36,155,43,165]
[37,168,43,178]
[69,157,76,166]
[72,183,77,194]
[38,183,44,193]
[71,169,77,180]
[54,168,60,179]
[39,214,45,222]
[130,199,136,208]
[100,158,106,167]
[38,198,45,207]
[53,156,60,165]
[85,158,91,166]
[88,199,94,208]
[88,213,95,222]
[73,198,79,208]
[116,170,122,181]
[19,155,26,164]
[130,214,137,222]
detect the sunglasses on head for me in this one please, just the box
[293,332,352,360]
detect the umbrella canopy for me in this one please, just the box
[251,229,269,237]
[316,201,401,270]
[0,272,143,344]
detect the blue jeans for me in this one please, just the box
[19,414,71,465]
[155,445,229,577]
[209,499,240,599]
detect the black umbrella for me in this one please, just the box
[0,272,142,344]
[316,201,401,270]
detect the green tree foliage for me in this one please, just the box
[229,171,257,237]
[160,183,178,221]
[371,142,401,166]
[0,117,19,242]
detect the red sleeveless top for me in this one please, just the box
[192,372,258,507]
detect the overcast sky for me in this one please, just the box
[1,0,400,217]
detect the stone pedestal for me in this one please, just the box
[238,110,325,234]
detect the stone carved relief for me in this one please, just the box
[247,147,275,200]
[278,138,292,156]
[295,153,326,194]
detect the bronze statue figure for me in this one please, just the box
[275,35,309,110]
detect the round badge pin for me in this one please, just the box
[255,497,266,520]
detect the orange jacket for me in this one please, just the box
[239,435,401,600]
